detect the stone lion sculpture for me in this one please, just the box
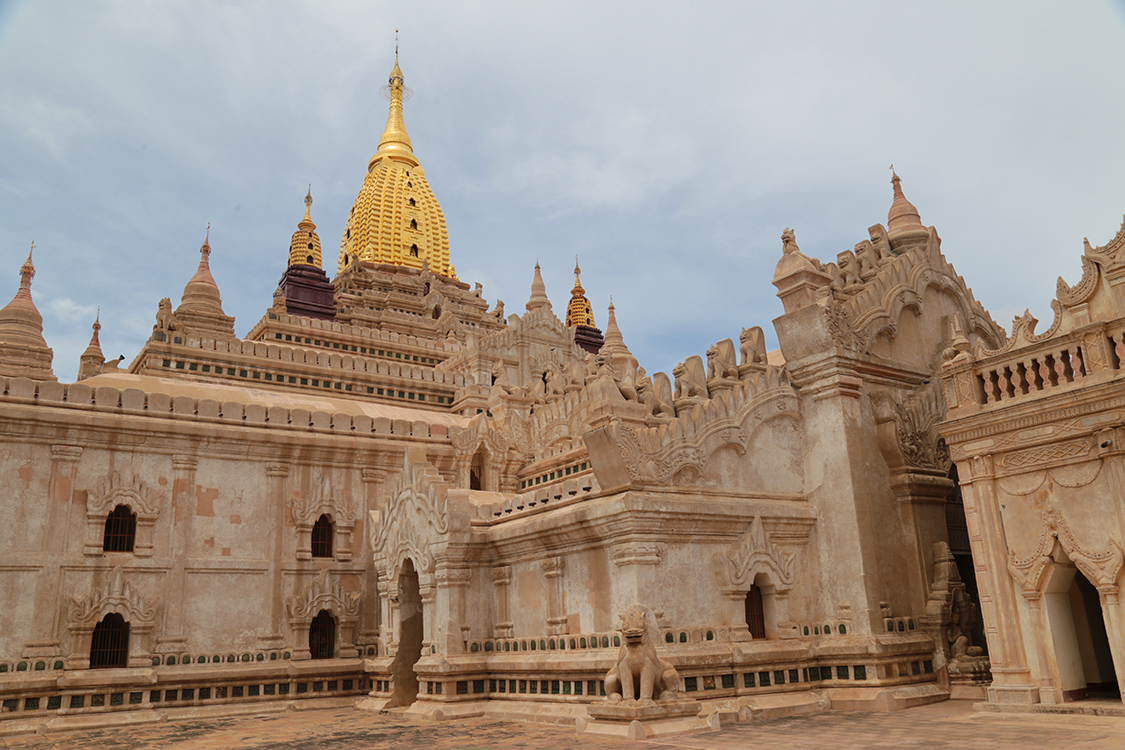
[740,326,766,365]
[154,297,179,332]
[706,338,738,380]
[672,355,708,401]
[604,604,680,704]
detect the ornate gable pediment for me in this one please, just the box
[69,568,159,631]
[720,516,795,592]
[86,471,164,517]
[291,473,356,527]
[287,569,360,625]
[372,447,459,576]
[1007,499,1124,593]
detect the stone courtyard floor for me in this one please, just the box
[2,700,1124,749]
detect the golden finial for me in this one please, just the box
[201,224,212,259]
[304,185,313,221]
[20,242,35,279]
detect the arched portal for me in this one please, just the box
[745,585,765,639]
[90,613,130,668]
[469,449,486,491]
[745,573,777,639]
[1043,559,1119,701]
[387,558,423,707]
[309,610,336,659]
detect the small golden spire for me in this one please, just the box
[304,185,313,221]
[566,256,595,327]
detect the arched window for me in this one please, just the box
[745,585,765,639]
[432,305,442,320]
[103,505,136,552]
[408,198,415,206]
[309,610,335,659]
[410,219,417,230]
[409,244,419,258]
[470,450,485,491]
[311,515,333,558]
[90,613,130,668]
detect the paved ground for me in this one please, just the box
[2,701,1124,750]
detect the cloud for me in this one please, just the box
[0,0,1123,383]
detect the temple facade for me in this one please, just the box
[0,51,1119,735]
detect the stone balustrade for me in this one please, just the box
[945,322,1125,410]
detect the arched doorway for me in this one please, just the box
[469,449,486,491]
[90,613,130,668]
[744,573,776,639]
[745,585,765,639]
[1044,560,1119,701]
[387,558,423,707]
[309,610,336,659]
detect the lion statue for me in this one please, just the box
[672,355,708,401]
[604,604,680,704]
[706,338,738,380]
[154,297,179,332]
[740,326,766,365]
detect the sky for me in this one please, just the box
[1,1,1124,383]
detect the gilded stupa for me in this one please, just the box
[338,50,453,277]
[566,259,604,353]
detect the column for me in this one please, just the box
[357,468,386,652]
[258,462,289,648]
[960,454,1035,703]
[157,454,197,652]
[25,445,82,658]
[492,565,513,638]
[544,556,567,635]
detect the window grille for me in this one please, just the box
[311,515,333,558]
[90,613,130,668]
[309,610,335,659]
[103,505,136,552]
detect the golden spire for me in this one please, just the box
[289,188,322,267]
[372,33,417,169]
[566,257,595,327]
[340,41,452,277]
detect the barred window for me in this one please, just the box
[311,515,333,558]
[90,613,129,668]
[309,610,335,659]
[103,505,136,553]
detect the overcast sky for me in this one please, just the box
[2,1,1124,383]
